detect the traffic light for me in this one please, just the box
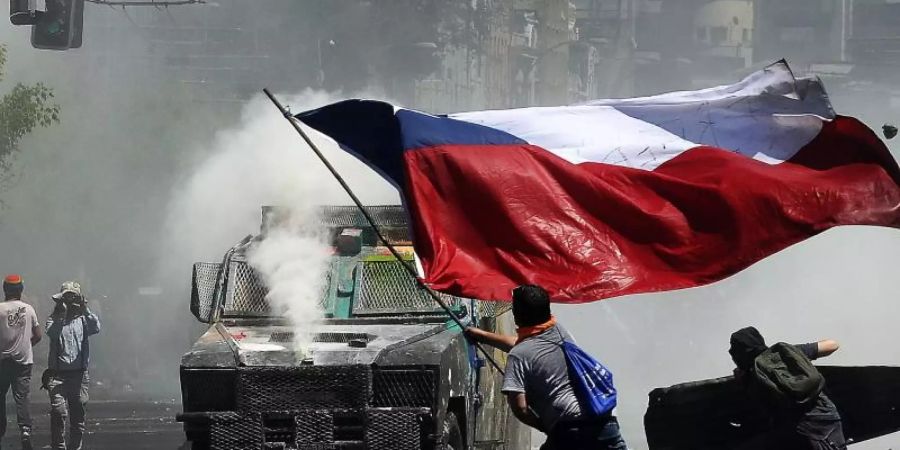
[10,0,43,25]
[31,0,83,50]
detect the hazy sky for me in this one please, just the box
[0,3,898,449]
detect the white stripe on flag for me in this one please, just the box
[452,105,694,169]
[450,62,835,171]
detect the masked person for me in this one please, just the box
[0,275,41,450]
[729,326,845,450]
[45,281,100,450]
[465,285,626,450]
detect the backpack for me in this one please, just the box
[561,340,617,416]
[534,328,618,416]
[752,342,825,408]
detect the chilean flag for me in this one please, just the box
[296,62,900,303]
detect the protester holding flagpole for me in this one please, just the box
[466,285,626,450]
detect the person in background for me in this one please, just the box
[729,326,844,450]
[0,275,41,450]
[45,281,100,450]
[465,284,626,450]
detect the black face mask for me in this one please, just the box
[729,326,767,371]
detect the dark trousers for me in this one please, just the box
[542,415,628,450]
[739,421,847,450]
[782,423,847,450]
[48,370,89,450]
[0,359,33,440]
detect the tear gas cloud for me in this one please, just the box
[0,2,897,450]
[160,92,399,266]
[160,92,400,360]
[247,215,329,357]
[166,91,397,353]
[162,91,401,356]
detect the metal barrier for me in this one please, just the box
[204,408,428,449]
[192,254,512,320]
[236,366,371,412]
[366,408,428,450]
[353,260,461,315]
[225,260,271,317]
[371,369,438,408]
[320,205,409,228]
[191,262,221,323]
[209,412,263,450]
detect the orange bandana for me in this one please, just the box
[516,315,557,345]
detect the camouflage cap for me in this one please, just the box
[51,281,82,299]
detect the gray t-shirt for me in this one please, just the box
[0,300,38,365]
[501,324,583,431]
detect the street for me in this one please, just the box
[0,401,185,450]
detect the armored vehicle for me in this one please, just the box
[177,206,530,450]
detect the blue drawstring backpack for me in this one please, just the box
[559,335,617,416]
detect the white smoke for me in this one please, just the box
[161,90,398,266]
[159,89,400,354]
[247,207,330,356]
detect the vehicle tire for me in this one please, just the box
[439,411,464,450]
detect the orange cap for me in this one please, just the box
[3,274,22,285]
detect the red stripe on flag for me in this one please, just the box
[402,117,900,303]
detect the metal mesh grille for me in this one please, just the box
[201,409,426,449]
[475,299,512,318]
[295,410,334,445]
[236,366,371,411]
[371,369,437,408]
[353,261,460,315]
[295,445,338,450]
[269,332,371,344]
[262,205,411,244]
[223,260,331,318]
[191,262,221,323]
[322,206,411,245]
[209,412,263,450]
[225,260,270,317]
[365,408,426,450]
[321,205,408,228]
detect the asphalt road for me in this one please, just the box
[0,401,185,450]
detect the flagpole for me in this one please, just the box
[263,88,505,375]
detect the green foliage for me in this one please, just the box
[0,44,61,164]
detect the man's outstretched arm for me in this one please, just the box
[465,327,517,353]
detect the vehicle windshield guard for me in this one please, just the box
[189,206,512,323]
[191,256,511,322]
